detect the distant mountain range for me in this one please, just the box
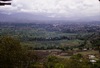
[0,12,100,23]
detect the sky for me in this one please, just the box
[0,0,100,22]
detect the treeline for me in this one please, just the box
[28,36,70,41]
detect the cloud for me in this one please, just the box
[0,0,100,18]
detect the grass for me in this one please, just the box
[21,39,83,50]
[75,50,99,55]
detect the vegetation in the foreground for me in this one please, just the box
[0,36,100,68]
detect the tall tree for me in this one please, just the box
[0,36,25,68]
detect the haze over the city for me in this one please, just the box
[0,0,100,22]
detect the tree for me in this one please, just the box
[0,36,26,68]
[0,36,37,68]
[54,63,64,68]
[90,35,100,53]
[44,56,59,68]
[0,36,40,68]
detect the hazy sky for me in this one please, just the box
[0,0,100,21]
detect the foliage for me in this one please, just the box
[0,36,24,68]
[44,54,97,68]
[0,36,38,68]
[44,56,62,68]
[90,34,100,53]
